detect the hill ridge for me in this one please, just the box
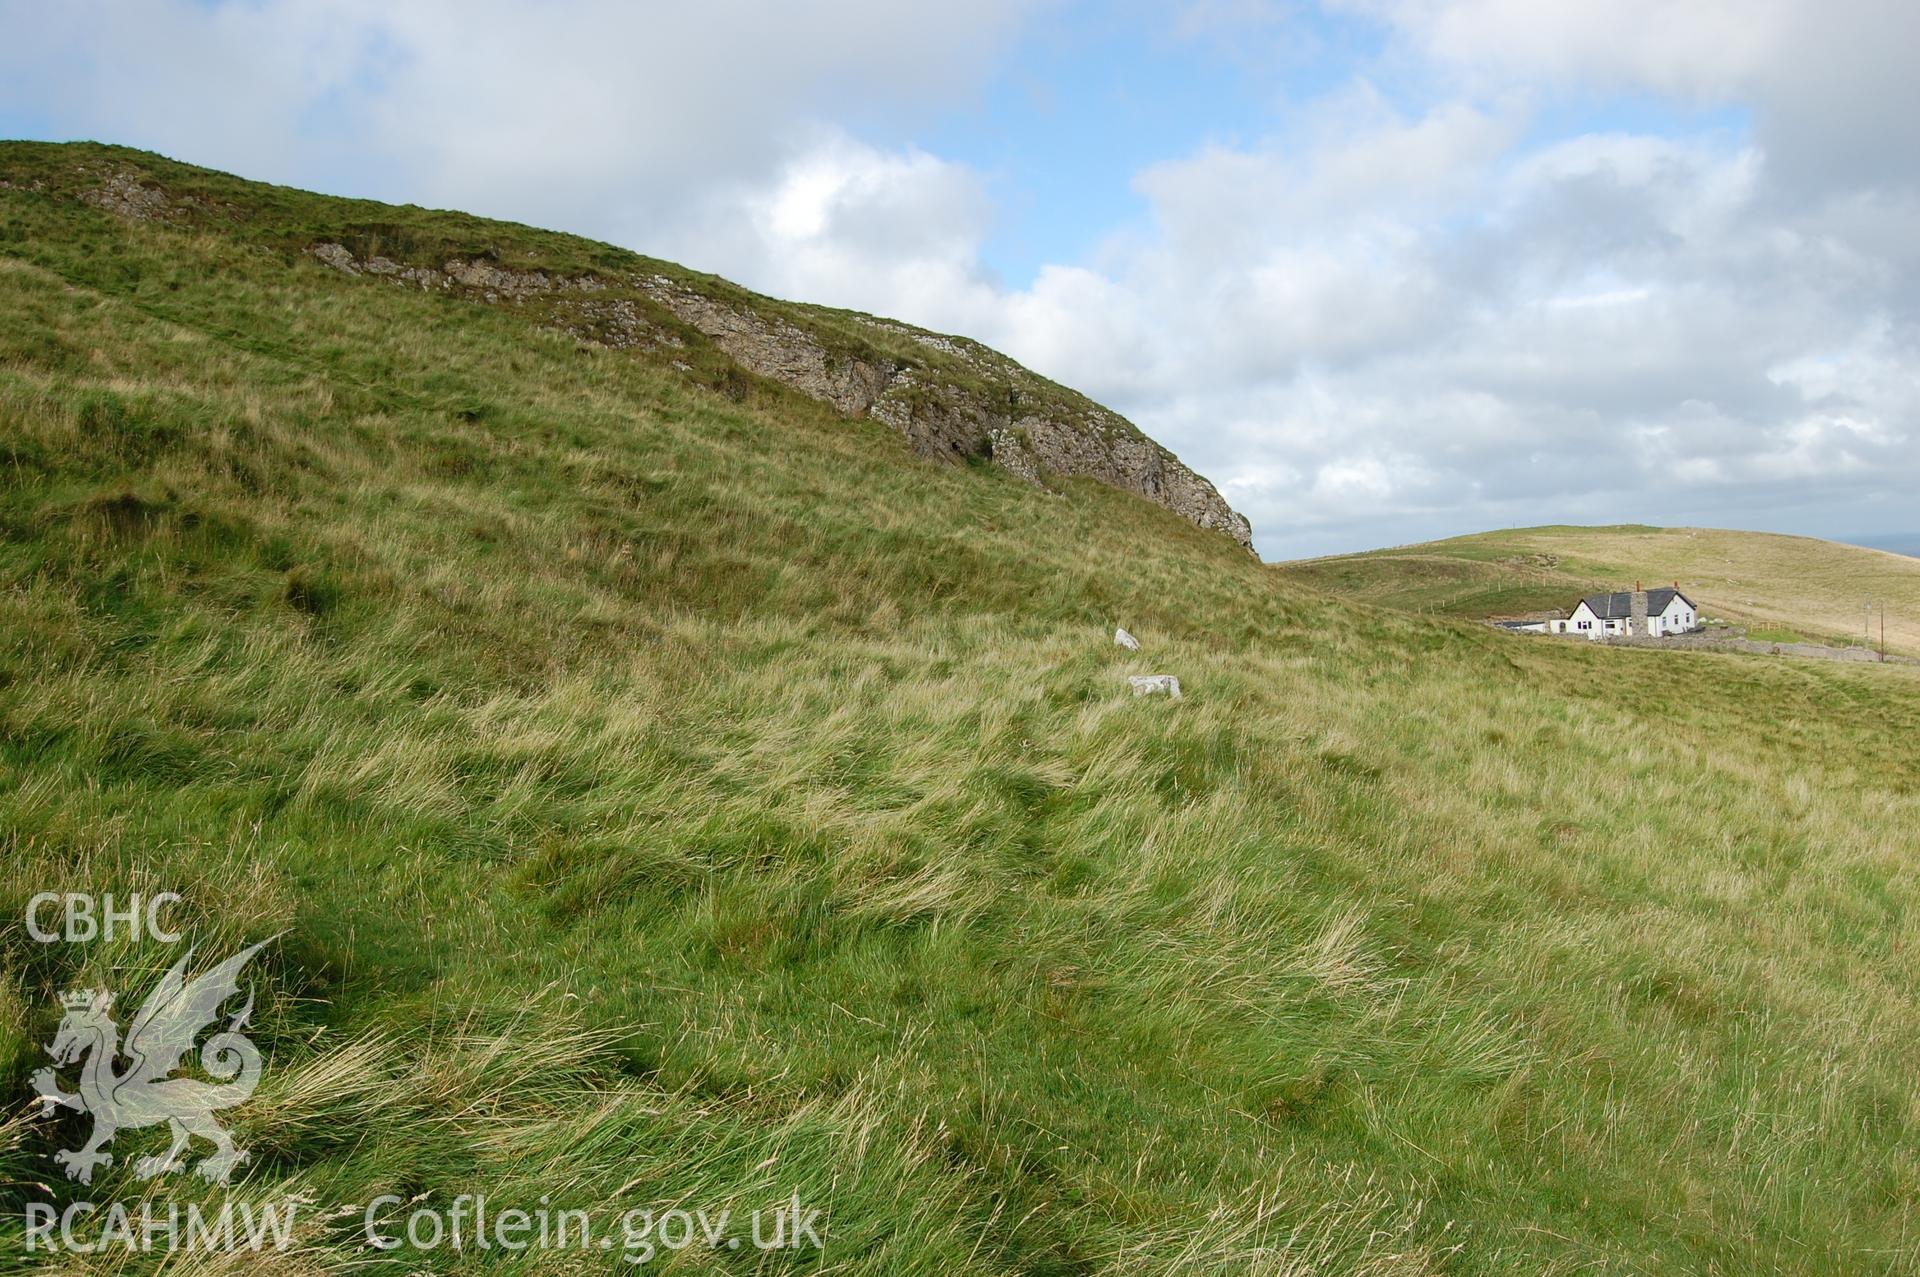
[2,143,1253,549]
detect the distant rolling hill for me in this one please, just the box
[1278,524,1920,655]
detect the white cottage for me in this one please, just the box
[1549,586,1698,640]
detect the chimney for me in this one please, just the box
[1630,583,1649,636]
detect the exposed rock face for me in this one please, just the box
[1013,406,1252,547]
[636,276,889,416]
[309,243,678,352]
[862,356,1254,549]
[561,297,682,352]
[80,167,178,222]
[307,242,1254,551]
[310,242,605,302]
[868,372,1001,462]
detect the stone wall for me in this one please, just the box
[1595,631,1914,664]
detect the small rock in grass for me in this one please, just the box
[1114,627,1140,650]
[1129,675,1181,699]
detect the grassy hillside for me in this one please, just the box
[4,144,1920,1275]
[1280,523,1920,654]
[0,141,1250,549]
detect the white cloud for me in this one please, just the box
[1337,0,1797,97]
[674,132,997,316]
[1347,0,1920,194]
[0,0,1045,248]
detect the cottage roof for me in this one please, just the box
[1575,588,1694,620]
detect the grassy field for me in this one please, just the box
[4,144,1920,1275]
[1278,524,1920,656]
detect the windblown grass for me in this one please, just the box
[3,142,1919,1274]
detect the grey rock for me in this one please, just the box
[79,167,175,222]
[1115,627,1140,650]
[308,244,608,301]
[636,278,890,416]
[1129,675,1181,698]
[310,242,361,275]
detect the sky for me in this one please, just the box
[3,0,1917,559]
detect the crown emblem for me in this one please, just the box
[60,989,111,1011]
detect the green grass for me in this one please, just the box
[1745,626,1810,646]
[1278,524,1920,656]
[4,143,1920,1276]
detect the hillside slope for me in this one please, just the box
[4,144,1920,1275]
[1280,523,1920,655]
[0,143,1250,549]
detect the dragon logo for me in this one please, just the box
[30,939,273,1185]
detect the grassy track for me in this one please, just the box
[4,144,1920,1275]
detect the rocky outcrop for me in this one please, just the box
[867,372,1002,462]
[76,165,227,225]
[311,242,605,302]
[643,299,1256,547]
[306,243,1254,551]
[858,341,1254,549]
[636,276,889,416]
[309,243,677,352]
[81,167,176,221]
[1007,405,1253,547]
